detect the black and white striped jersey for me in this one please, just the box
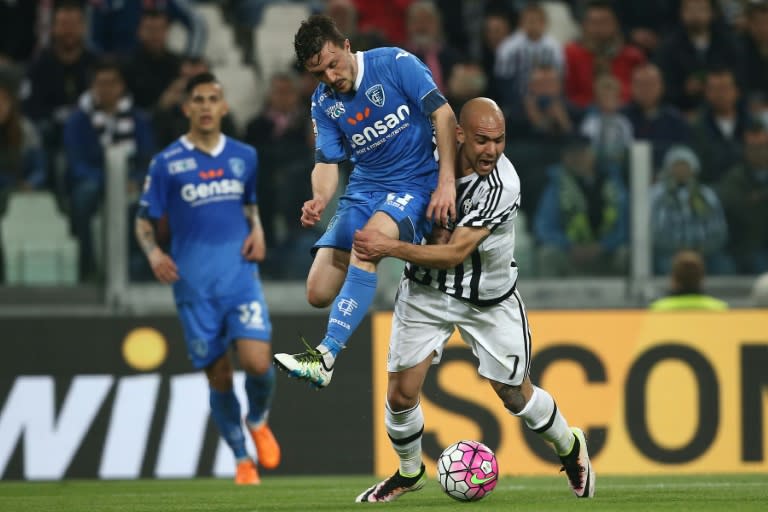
[405,153,521,306]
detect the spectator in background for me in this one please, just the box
[579,74,634,173]
[0,73,48,284]
[352,0,412,46]
[564,0,646,109]
[122,9,182,110]
[152,56,237,148]
[534,135,629,277]
[63,58,154,281]
[613,0,680,57]
[690,67,749,183]
[650,146,731,275]
[87,0,206,57]
[507,64,579,216]
[404,0,463,94]
[494,1,564,113]
[0,74,46,193]
[244,71,315,280]
[0,0,42,64]
[445,60,487,113]
[649,250,729,311]
[717,118,768,274]
[656,0,745,115]
[479,5,514,102]
[742,0,768,99]
[22,0,96,203]
[622,63,691,173]
[325,0,389,51]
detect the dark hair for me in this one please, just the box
[140,8,168,22]
[185,71,219,95]
[0,76,23,161]
[294,14,346,67]
[54,0,85,14]
[671,250,705,293]
[584,0,615,14]
[89,57,124,83]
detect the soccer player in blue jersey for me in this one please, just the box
[273,14,458,389]
[135,72,280,485]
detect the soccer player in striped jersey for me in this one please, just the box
[273,14,457,389]
[353,98,595,502]
[135,72,279,485]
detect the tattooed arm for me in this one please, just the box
[135,216,178,283]
[242,204,266,262]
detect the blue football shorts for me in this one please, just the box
[176,287,272,369]
[313,190,433,253]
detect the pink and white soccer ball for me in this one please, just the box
[437,440,499,501]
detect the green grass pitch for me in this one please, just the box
[1,474,766,511]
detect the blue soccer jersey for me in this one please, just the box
[139,135,259,301]
[311,47,447,195]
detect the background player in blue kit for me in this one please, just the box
[135,72,280,485]
[273,15,458,389]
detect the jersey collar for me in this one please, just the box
[353,51,365,92]
[180,134,226,157]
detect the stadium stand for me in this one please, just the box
[253,2,311,80]
[1,191,77,285]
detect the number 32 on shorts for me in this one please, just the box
[238,301,266,330]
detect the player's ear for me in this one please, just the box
[222,99,229,116]
[456,125,465,144]
[181,100,190,118]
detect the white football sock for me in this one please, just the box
[512,386,574,455]
[385,401,424,476]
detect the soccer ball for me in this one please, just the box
[436,440,498,501]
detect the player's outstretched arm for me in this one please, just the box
[242,204,266,262]
[426,103,457,226]
[135,216,179,284]
[354,226,489,269]
[300,162,339,228]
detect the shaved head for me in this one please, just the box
[459,97,504,128]
[457,97,506,176]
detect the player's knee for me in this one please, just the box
[206,369,234,391]
[241,358,272,376]
[205,356,234,391]
[306,287,333,308]
[386,389,419,412]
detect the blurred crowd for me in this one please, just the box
[0,0,767,285]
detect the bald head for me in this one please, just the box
[459,97,504,128]
[457,97,506,177]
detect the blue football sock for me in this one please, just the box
[323,265,377,357]
[209,388,247,460]
[244,366,275,427]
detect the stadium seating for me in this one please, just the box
[1,191,78,285]
[212,65,263,133]
[252,2,310,81]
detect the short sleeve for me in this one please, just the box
[391,50,447,115]
[139,156,169,219]
[312,99,347,163]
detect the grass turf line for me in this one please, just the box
[0,474,766,512]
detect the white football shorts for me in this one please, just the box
[388,278,532,385]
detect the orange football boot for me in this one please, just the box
[249,423,281,470]
[235,459,260,485]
